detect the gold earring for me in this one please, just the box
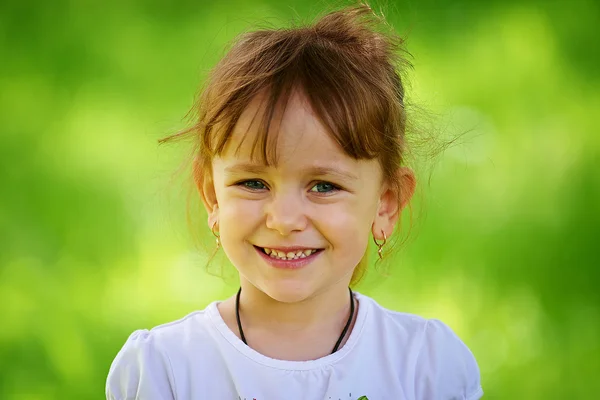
[211,222,220,250]
[373,230,387,260]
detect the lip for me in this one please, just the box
[254,246,323,270]
[257,244,322,252]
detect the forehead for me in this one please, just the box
[222,90,357,171]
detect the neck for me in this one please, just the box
[238,279,353,336]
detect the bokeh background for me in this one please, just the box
[1,0,598,398]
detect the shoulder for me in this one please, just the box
[357,293,429,339]
[414,319,483,400]
[358,294,483,400]
[105,329,175,400]
[105,309,210,400]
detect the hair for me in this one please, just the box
[161,3,415,285]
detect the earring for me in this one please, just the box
[373,230,387,260]
[211,221,220,250]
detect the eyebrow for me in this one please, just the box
[224,163,358,181]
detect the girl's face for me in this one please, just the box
[205,91,405,303]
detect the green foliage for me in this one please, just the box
[1,0,598,398]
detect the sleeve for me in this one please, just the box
[105,329,176,400]
[414,319,483,400]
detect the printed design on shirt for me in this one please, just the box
[238,394,368,400]
[328,394,368,400]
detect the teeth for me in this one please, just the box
[262,248,319,260]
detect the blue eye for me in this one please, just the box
[310,182,339,193]
[239,180,267,190]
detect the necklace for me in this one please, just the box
[235,287,355,354]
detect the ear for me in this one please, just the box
[193,157,219,228]
[398,167,416,211]
[372,167,416,239]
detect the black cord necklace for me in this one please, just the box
[235,287,355,354]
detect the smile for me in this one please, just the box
[261,247,320,260]
[253,246,323,269]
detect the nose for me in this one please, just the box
[265,190,308,236]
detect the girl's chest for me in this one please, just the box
[172,354,409,400]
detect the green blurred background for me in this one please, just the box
[1,0,598,398]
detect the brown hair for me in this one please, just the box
[162,3,414,284]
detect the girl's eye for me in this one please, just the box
[309,182,339,193]
[238,180,267,190]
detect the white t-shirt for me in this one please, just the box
[106,292,483,400]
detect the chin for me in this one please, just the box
[257,281,318,304]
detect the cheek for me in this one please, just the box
[322,193,378,232]
[216,185,261,219]
[220,197,253,218]
[216,195,263,250]
[316,200,374,255]
[218,206,253,265]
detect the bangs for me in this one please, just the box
[203,37,403,168]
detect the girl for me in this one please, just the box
[106,4,482,400]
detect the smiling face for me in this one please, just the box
[201,90,409,303]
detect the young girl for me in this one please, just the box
[106,5,482,400]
